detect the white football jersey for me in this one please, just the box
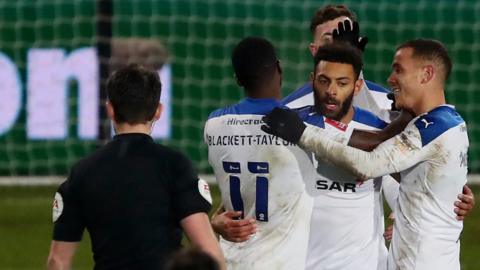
[299,105,468,270]
[299,106,390,270]
[204,98,316,270]
[282,75,396,122]
[387,105,467,270]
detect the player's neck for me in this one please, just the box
[245,87,281,100]
[413,90,446,115]
[338,106,355,125]
[113,122,153,135]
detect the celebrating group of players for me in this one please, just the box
[205,4,474,270]
[46,3,476,270]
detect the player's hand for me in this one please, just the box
[383,213,395,241]
[261,107,306,143]
[454,184,475,220]
[211,211,257,243]
[332,20,369,52]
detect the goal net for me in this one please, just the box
[0,0,479,179]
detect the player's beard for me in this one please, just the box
[314,90,354,121]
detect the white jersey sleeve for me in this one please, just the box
[300,119,426,180]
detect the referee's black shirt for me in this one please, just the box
[52,133,212,270]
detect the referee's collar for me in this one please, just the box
[113,132,153,141]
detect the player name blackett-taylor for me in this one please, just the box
[206,134,295,146]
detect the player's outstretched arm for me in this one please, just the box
[46,241,78,270]
[181,212,226,270]
[261,107,425,179]
[455,185,476,220]
[348,110,414,151]
[211,207,257,243]
[300,124,427,179]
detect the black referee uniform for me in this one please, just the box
[52,133,212,270]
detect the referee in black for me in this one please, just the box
[47,65,225,270]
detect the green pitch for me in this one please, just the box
[0,185,478,269]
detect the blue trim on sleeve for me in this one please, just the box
[365,80,391,94]
[414,105,465,147]
[352,106,388,129]
[208,98,282,119]
[304,113,325,128]
[294,106,325,128]
[281,82,313,105]
[292,105,314,120]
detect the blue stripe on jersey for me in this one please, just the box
[294,105,325,128]
[281,82,312,105]
[304,113,325,128]
[208,98,282,119]
[364,80,391,93]
[352,106,388,129]
[293,105,314,120]
[414,105,465,147]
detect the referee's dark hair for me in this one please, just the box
[231,37,280,90]
[313,42,363,79]
[397,39,452,82]
[106,64,161,124]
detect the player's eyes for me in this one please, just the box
[318,79,328,85]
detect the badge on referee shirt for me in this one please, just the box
[52,192,64,222]
[198,178,212,205]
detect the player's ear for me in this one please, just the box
[276,60,282,75]
[353,78,364,96]
[234,74,242,87]
[106,101,116,121]
[420,65,434,84]
[309,43,317,57]
[310,71,314,82]
[153,103,163,121]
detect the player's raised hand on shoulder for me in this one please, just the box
[211,210,256,243]
[454,184,475,220]
[332,20,369,52]
[261,107,306,143]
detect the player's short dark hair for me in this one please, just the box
[310,4,358,34]
[397,39,452,81]
[231,36,279,90]
[106,64,161,124]
[313,42,363,79]
[164,248,220,270]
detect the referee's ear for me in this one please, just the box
[106,101,116,121]
[153,103,163,121]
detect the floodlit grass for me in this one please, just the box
[0,185,478,269]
